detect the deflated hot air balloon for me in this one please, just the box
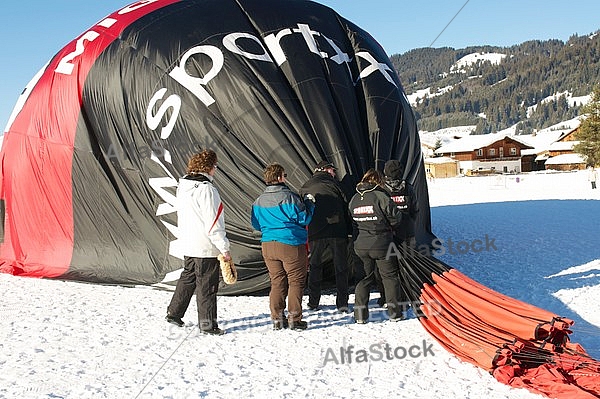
[2,1,599,397]
[0,0,432,290]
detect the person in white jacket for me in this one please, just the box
[166,149,231,335]
[589,167,598,190]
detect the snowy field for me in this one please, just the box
[1,169,599,399]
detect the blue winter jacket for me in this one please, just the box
[251,183,314,245]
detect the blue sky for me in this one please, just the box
[1,0,600,131]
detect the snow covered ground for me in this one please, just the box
[1,170,599,399]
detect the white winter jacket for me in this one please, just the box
[176,173,230,257]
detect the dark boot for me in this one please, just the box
[165,315,184,327]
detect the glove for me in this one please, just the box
[218,253,237,284]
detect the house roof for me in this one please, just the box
[544,153,586,165]
[424,156,458,164]
[518,130,564,152]
[557,127,579,142]
[435,133,533,154]
[522,148,543,156]
[549,140,580,151]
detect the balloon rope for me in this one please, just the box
[134,326,195,398]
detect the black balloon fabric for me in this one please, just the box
[0,0,433,293]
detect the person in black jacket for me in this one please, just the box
[349,169,402,323]
[300,161,352,312]
[383,160,419,248]
[375,160,419,307]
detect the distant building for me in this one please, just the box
[521,148,549,172]
[545,153,587,171]
[545,127,587,171]
[420,141,437,158]
[424,157,460,178]
[435,134,534,175]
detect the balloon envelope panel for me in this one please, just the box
[0,0,433,292]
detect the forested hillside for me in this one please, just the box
[390,32,600,134]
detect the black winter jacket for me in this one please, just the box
[384,178,419,240]
[348,182,401,252]
[300,171,352,240]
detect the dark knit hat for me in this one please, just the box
[314,160,336,173]
[383,160,404,180]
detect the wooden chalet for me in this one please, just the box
[424,157,460,178]
[545,127,586,170]
[435,134,534,175]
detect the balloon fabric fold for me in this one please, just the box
[397,246,600,398]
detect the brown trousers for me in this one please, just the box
[261,241,307,322]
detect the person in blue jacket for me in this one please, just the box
[251,163,315,330]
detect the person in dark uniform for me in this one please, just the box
[383,160,419,248]
[375,159,419,307]
[300,161,352,313]
[349,169,402,323]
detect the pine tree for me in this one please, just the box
[574,86,600,167]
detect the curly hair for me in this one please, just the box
[263,163,285,184]
[360,168,383,186]
[187,149,217,174]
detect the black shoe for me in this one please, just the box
[337,307,351,314]
[389,313,405,322]
[307,304,320,311]
[165,315,184,327]
[289,320,308,331]
[273,319,289,330]
[200,327,225,335]
[377,298,386,307]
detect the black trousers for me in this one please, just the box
[354,246,401,321]
[167,256,220,330]
[376,236,414,303]
[307,237,349,309]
